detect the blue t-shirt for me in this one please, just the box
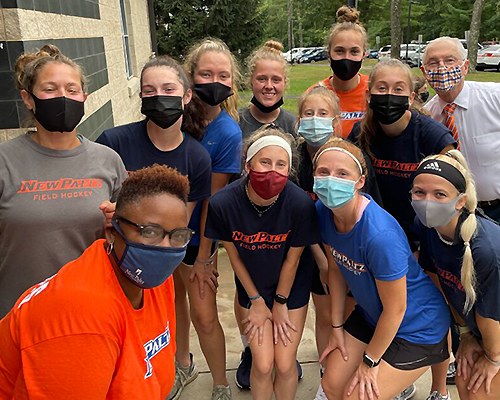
[348,111,456,248]
[316,195,450,344]
[96,120,212,234]
[96,120,212,203]
[205,179,320,305]
[416,215,500,338]
[190,110,242,245]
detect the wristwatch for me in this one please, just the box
[454,324,471,336]
[274,294,288,305]
[363,352,381,368]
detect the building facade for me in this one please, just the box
[0,0,157,141]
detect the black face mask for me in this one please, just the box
[419,91,429,103]
[369,94,409,125]
[330,58,362,81]
[141,95,184,129]
[194,82,233,106]
[30,93,85,133]
[250,96,284,114]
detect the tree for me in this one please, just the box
[154,0,264,60]
[468,0,485,71]
[390,0,402,59]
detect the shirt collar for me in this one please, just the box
[437,80,469,113]
[453,80,469,110]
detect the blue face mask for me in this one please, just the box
[110,221,186,289]
[298,116,334,147]
[313,176,357,209]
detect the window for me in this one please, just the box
[119,0,133,79]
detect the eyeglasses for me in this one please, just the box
[424,57,463,70]
[115,217,194,247]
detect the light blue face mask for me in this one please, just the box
[313,176,357,209]
[298,116,334,147]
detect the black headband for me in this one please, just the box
[413,159,466,193]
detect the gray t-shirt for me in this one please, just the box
[0,133,128,318]
[238,107,297,140]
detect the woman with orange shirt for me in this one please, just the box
[0,165,192,400]
[309,6,369,138]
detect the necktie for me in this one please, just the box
[443,103,460,149]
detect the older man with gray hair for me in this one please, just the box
[422,36,500,222]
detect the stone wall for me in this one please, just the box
[0,0,154,141]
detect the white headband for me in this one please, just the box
[246,136,292,166]
[315,147,363,174]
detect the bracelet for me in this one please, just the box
[249,294,261,301]
[485,348,500,358]
[331,323,344,329]
[484,353,500,367]
[195,257,213,265]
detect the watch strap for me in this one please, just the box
[274,294,288,304]
[363,352,381,368]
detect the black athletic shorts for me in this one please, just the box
[237,253,313,311]
[182,241,218,267]
[344,305,449,370]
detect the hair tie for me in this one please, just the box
[464,241,470,248]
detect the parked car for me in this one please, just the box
[459,39,484,57]
[282,47,308,63]
[366,49,378,59]
[299,47,328,63]
[378,45,391,60]
[400,44,425,67]
[477,45,500,71]
[378,44,425,67]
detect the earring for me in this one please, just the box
[106,241,114,255]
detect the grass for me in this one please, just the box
[238,59,500,115]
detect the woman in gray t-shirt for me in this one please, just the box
[238,40,296,141]
[0,44,127,319]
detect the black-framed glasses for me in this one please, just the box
[115,217,194,247]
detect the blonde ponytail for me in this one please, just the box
[431,150,478,313]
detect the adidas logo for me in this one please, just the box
[423,162,441,172]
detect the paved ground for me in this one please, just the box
[181,248,459,400]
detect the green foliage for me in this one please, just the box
[154,0,264,60]
[256,0,498,52]
[154,0,499,64]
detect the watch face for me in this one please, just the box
[363,354,374,368]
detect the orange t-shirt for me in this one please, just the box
[0,239,176,400]
[308,74,369,138]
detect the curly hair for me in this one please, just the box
[115,164,190,214]
[15,44,86,93]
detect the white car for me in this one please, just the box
[281,48,309,63]
[477,45,500,71]
[378,44,425,67]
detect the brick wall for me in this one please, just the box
[0,0,154,141]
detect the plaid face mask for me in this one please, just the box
[425,63,464,92]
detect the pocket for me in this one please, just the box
[473,132,500,167]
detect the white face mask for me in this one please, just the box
[411,195,462,228]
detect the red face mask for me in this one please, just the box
[248,169,289,200]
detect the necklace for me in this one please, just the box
[245,184,279,217]
[436,231,454,246]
